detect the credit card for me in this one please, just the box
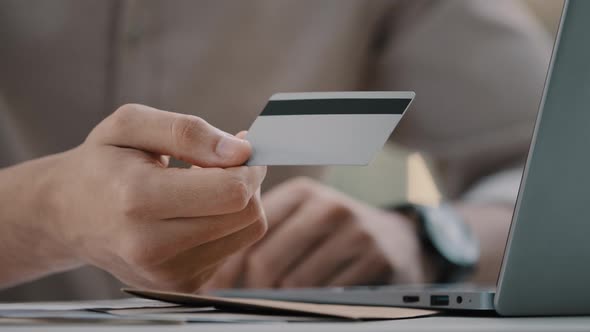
[245,91,414,166]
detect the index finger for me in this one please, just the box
[128,165,267,219]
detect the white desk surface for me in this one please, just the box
[2,316,590,331]
[1,299,589,331]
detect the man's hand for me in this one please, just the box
[204,177,431,290]
[1,104,268,292]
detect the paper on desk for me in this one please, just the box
[0,299,186,325]
[107,306,328,323]
[0,297,170,311]
[0,309,182,325]
[123,288,437,320]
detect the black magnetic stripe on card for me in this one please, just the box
[260,98,411,116]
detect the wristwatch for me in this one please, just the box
[393,203,480,283]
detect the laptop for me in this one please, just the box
[216,0,590,316]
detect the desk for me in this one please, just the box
[2,316,590,331]
[1,299,589,331]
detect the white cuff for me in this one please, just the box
[461,166,524,206]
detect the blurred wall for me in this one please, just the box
[322,0,563,207]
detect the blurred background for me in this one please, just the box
[0,0,568,302]
[323,0,564,207]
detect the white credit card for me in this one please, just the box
[245,91,414,166]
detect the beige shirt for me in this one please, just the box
[0,0,551,301]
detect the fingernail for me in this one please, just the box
[216,134,250,159]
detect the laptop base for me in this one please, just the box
[215,284,496,311]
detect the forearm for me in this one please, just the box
[0,153,80,288]
[454,202,514,286]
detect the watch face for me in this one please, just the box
[423,204,479,266]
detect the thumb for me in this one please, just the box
[91,104,251,167]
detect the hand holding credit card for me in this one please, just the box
[245,91,414,166]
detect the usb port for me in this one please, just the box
[402,295,420,303]
[430,295,449,306]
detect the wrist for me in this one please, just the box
[392,203,480,283]
[12,152,81,273]
[391,210,440,284]
[38,151,84,270]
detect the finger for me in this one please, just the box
[236,131,248,139]
[159,155,171,167]
[122,195,264,267]
[150,217,268,289]
[200,190,263,291]
[186,263,224,293]
[143,152,170,167]
[200,251,247,292]
[279,226,363,288]
[261,178,310,229]
[150,262,223,294]
[244,199,342,288]
[92,104,251,167]
[130,165,266,219]
[324,251,394,287]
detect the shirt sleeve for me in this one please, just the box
[373,0,554,198]
[462,165,524,206]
